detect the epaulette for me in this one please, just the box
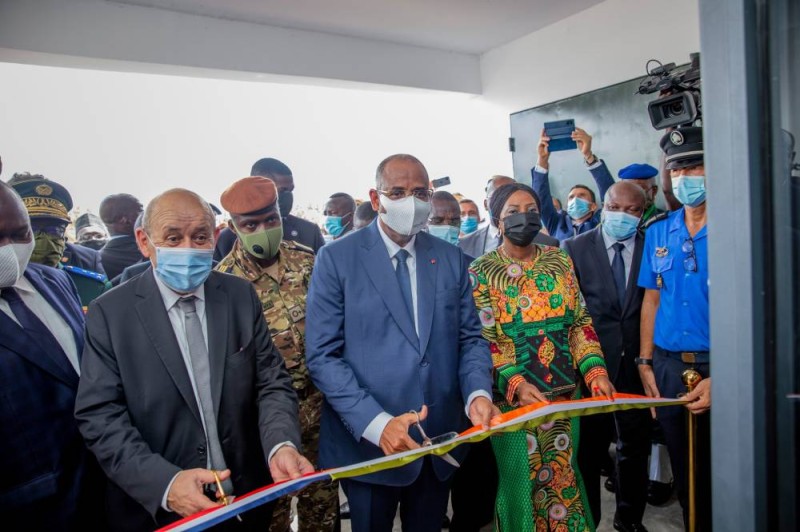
[283,240,315,257]
[642,211,670,230]
[62,264,108,283]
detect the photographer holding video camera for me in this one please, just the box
[636,53,713,532]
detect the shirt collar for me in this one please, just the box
[12,274,36,293]
[377,220,416,260]
[152,268,205,311]
[669,207,708,241]
[488,223,500,239]
[601,226,636,252]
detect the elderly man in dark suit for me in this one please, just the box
[75,188,311,531]
[459,175,558,259]
[0,182,101,530]
[562,181,651,532]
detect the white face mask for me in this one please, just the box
[378,194,431,236]
[0,240,35,288]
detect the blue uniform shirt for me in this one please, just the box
[638,208,709,351]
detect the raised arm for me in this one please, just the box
[531,130,561,236]
[573,127,615,204]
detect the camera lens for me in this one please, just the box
[665,101,685,118]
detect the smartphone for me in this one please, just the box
[432,176,451,188]
[544,119,577,152]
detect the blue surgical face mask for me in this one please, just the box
[154,246,214,293]
[428,224,461,245]
[566,196,592,220]
[602,210,641,241]
[673,175,707,207]
[324,216,349,238]
[460,216,479,234]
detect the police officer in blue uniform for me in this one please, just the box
[10,175,110,308]
[636,126,711,531]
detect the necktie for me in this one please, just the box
[394,249,415,331]
[611,242,627,307]
[177,296,233,493]
[1,287,72,372]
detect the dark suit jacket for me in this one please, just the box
[100,235,144,280]
[75,270,301,530]
[214,215,324,261]
[63,242,105,275]
[111,261,151,286]
[458,224,559,259]
[561,227,645,389]
[306,221,492,486]
[0,264,97,529]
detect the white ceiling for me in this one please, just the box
[113,0,605,54]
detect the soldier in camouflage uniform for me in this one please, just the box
[216,176,339,532]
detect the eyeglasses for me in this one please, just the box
[378,189,434,202]
[682,237,697,272]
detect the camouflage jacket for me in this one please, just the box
[216,239,315,392]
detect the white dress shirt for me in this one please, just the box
[601,229,636,284]
[0,275,80,374]
[362,223,491,447]
[484,224,501,254]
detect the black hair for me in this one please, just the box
[489,183,541,228]
[569,184,596,203]
[328,192,356,214]
[432,190,459,205]
[251,158,292,178]
[354,201,377,222]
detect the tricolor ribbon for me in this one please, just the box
[159,394,684,531]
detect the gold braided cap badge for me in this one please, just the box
[22,196,69,220]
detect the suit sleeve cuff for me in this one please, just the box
[161,472,181,512]
[464,390,493,417]
[585,158,603,170]
[362,412,393,447]
[534,165,549,174]
[268,441,297,464]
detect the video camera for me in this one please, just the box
[637,53,701,130]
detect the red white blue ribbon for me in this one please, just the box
[159,394,685,531]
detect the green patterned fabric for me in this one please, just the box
[492,401,594,532]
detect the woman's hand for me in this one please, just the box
[516,382,549,406]
[590,375,616,401]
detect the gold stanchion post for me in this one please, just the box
[682,369,702,532]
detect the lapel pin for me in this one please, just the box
[430,259,436,264]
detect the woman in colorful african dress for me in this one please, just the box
[469,182,615,532]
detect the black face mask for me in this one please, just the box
[79,239,107,251]
[502,211,541,247]
[278,191,294,218]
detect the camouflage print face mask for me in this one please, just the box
[30,233,66,267]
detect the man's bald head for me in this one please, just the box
[603,181,647,217]
[137,189,216,263]
[99,193,143,236]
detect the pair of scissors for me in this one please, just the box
[211,470,242,522]
[409,410,460,468]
